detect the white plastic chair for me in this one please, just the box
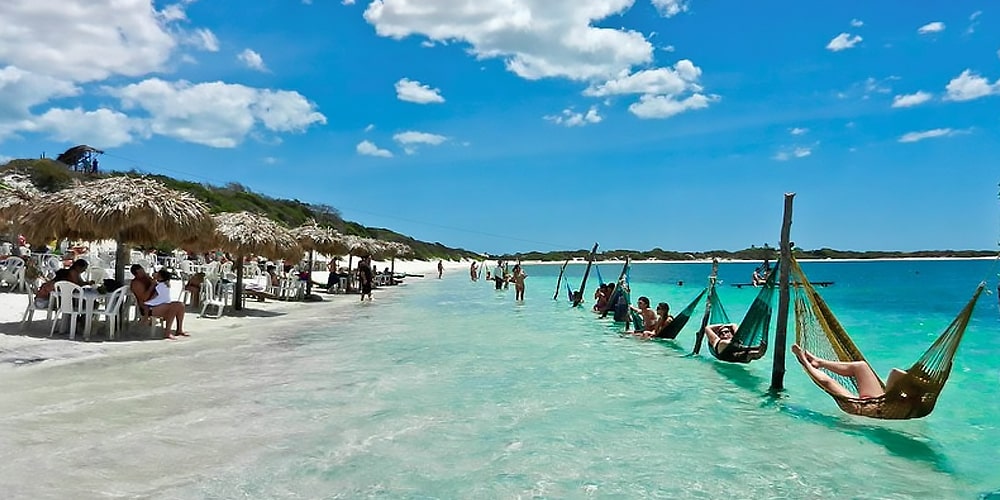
[50,281,86,340]
[90,287,127,340]
[200,279,225,318]
[21,280,56,332]
[1,256,26,292]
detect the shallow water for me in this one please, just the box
[1,260,999,498]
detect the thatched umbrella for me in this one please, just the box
[380,241,413,276]
[339,235,384,293]
[0,174,40,228]
[290,219,349,296]
[210,211,300,310]
[18,176,212,283]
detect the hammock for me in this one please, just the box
[652,288,707,339]
[790,257,984,419]
[700,268,777,363]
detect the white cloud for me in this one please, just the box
[237,49,268,72]
[585,60,712,119]
[364,123,375,132]
[393,131,448,145]
[944,69,1000,101]
[790,127,808,135]
[357,140,393,157]
[651,0,689,17]
[112,78,326,148]
[898,128,960,143]
[585,60,701,97]
[773,145,813,161]
[970,11,982,21]
[30,107,142,148]
[365,0,654,82]
[917,22,945,35]
[188,28,220,52]
[661,45,676,52]
[891,91,932,108]
[263,156,279,164]
[159,4,188,22]
[342,0,355,4]
[850,19,864,27]
[629,93,713,119]
[0,0,184,82]
[395,78,445,104]
[997,49,1000,60]
[0,66,80,140]
[826,33,862,51]
[544,106,603,127]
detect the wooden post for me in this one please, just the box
[305,249,315,297]
[346,254,353,293]
[233,253,245,311]
[573,243,599,307]
[114,236,128,284]
[770,193,795,392]
[553,259,569,300]
[692,257,719,355]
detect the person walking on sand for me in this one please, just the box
[438,260,444,279]
[512,263,527,301]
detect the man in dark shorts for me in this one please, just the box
[358,255,374,301]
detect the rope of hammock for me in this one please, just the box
[790,255,985,419]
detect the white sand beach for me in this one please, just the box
[0,258,472,370]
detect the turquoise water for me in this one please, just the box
[1,260,999,498]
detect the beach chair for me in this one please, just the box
[200,279,226,319]
[0,256,27,292]
[20,280,56,333]
[50,281,86,340]
[90,287,127,340]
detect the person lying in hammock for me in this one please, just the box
[703,323,763,355]
[791,344,907,400]
[633,302,674,339]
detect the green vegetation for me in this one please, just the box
[495,245,997,262]
[1,159,482,261]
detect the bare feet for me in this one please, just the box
[176,331,190,337]
[792,344,822,369]
[165,333,177,340]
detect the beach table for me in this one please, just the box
[81,288,107,340]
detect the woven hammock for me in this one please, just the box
[651,288,707,339]
[701,269,777,363]
[790,257,984,419]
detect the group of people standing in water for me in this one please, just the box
[470,260,527,301]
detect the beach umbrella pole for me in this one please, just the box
[234,253,245,311]
[114,236,128,284]
[306,249,315,296]
[347,254,353,293]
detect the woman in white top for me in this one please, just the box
[145,269,188,340]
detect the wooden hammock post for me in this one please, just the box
[619,256,631,330]
[573,243,599,307]
[770,192,795,392]
[692,257,719,354]
[553,259,569,300]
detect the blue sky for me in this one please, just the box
[1,1,998,254]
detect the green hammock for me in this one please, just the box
[699,269,777,363]
[790,257,984,419]
[651,288,706,340]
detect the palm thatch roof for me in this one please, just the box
[290,219,350,255]
[0,173,41,223]
[18,175,212,245]
[343,234,387,257]
[211,211,301,261]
